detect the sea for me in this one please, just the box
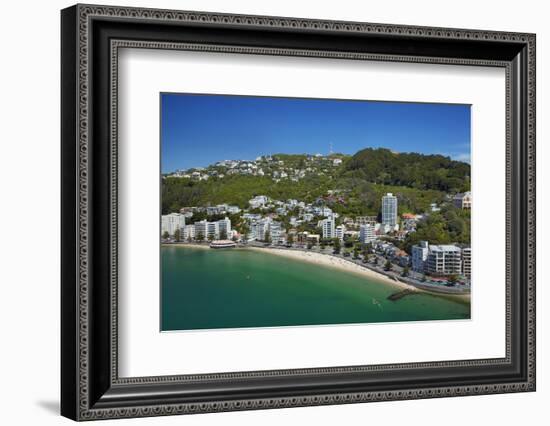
[161,245,470,331]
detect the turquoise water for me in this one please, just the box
[161,246,470,331]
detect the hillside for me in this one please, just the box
[162,148,470,216]
[344,148,470,193]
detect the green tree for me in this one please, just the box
[287,233,294,245]
[173,228,181,242]
[196,232,205,242]
[401,266,410,277]
[353,247,360,259]
[264,229,272,244]
[207,233,215,242]
[333,238,341,254]
[384,260,393,271]
[448,274,459,284]
[162,231,169,240]
[219,229,228,240]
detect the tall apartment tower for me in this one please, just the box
[381,193,398,226]
[321,217,335,239]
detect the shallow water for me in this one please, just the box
[161,246,470,331]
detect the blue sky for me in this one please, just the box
[161,93,471,173]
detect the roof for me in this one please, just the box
[429,244,461,253]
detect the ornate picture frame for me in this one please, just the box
[61,4,535,421]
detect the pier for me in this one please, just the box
[387,289,417,301]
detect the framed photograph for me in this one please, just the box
[61,4,536,421]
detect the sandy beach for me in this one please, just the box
[247,246,416,292]
[163,242,211,250]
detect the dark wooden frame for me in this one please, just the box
[61,4,536,421]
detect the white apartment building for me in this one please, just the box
[382,193,398,226]
[161,213,185,237]
[359,224,376,244]
[206,221,219,240]
[335,224,346,241]
[249,195,269,209]
[269,221,284,243]
[193,217,232,241]
[425,244,462,275]
[194,220,208,240]
[182,224,195,240]
[321,217,335,239]
[411,240,429,272]
[251,219,270,241]
[217,217,231,239]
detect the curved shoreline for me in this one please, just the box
[252,247,470,304]
[163,243,470,303]
[247,246,414,292]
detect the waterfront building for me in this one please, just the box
[412,240,429,272]
[393,249,410,267]
[307,234,320,244]
[250,219,269,241]
[382,193,398,226]
[269,221,284,243]
[462,247,472,279]
[182,224,195,240]
[453,191,472,209]
[321,217,335,239]
[217,217,231,239]
[194,220,208,240]
[161,213,185,237]
[296,232,309,243]
[425,244,462,276]
[359,224,376,244]
[191,218,232,241]
[335,224,346,241]
[206,221,219,240]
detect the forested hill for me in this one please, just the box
[343,148,470,193]
[162,148,470,215]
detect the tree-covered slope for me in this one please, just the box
[343,148,470,193]
[162,148,470,216]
